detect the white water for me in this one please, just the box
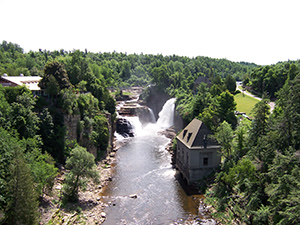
[148,108,156,123]
[122,98,175,137]
[156,98,176,129]
[103,97,201,224]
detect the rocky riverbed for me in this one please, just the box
[39,141,124,224]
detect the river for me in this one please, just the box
[101,98,207,224]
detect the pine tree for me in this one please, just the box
[5,150,39,225]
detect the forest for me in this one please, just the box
[1,40,300,224]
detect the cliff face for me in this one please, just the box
[142,88,170,119]
[64,114,81,141]
[142,87,185,133]
[63,113,113,159]
[105,113,114,155]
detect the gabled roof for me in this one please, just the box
[194,76,211,84]
[177,118,219,149]
[0,76,42,91]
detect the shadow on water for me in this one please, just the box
[174,171,202,196]
[100,98,214,224]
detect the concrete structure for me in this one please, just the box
[0,75,42,95]
[176,118,221,184]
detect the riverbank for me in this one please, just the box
[39,139,125,224]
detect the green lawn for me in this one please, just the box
[110,91,135,96]
[234,92,260,115]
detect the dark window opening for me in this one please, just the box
[187,133,192,142]
[183,129,187,138]
[203,157,208,166]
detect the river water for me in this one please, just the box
[101,98,202,224]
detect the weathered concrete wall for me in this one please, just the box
[176,139,221,184]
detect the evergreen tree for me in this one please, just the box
[5,149,39,225]
[39,61,73,91]
[224,74,236,94]
[249,98,270,147]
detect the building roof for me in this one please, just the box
[194,76,211,84]
[0,76,42,91]
[177,118,219,149]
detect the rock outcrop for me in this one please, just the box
[116,118,134,137]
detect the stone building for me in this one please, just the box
[176,118,221,185]
[0,74,42,95]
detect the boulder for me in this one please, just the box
[116,118,134,137]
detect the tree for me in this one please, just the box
[249,98,270,146]
[233,119,251,160]
[216,90,237,128]
[0,85,10,128]
[45,74,60,97]
[59,88,78,115]
[266,151,300,224]
[77,93,99,119]
[27,149,58,195]
[192,83,212,117]
[120,60,131,80]
[224,74,236,94]
[0,128,20,211]
[151,65,171,88]
[62,146,99,202]
[91,115,109,156]
[10,92,40,139]
[215,121,234,160]
[39,61,73,91]
[76,80,87,93]
[4,149,40,225]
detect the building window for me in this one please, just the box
[186,152,189,164]
[203,157,208,166]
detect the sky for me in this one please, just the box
[1,0,300,65]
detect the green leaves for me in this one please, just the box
[62,146,99,202]
[5,151,40,225]
[215,121,234,159]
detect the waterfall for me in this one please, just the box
[156,98,176,129]
[148,108,156,123]
[115,98,176,138]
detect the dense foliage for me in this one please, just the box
[206,72,300,224]
[245,61,300,99]
[3,40,300,224]
[0,41,117,222]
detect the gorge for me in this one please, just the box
[101,98,214,224]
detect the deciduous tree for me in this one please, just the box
[62,146,99,202]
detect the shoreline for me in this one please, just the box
[39,128,218,224]
[39,138,122,224]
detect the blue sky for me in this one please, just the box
[1,0,300,65]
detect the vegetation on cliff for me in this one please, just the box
[1,40,300,224]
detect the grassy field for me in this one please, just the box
[234,92,260,115]
[110,91,135,96]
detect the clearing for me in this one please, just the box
[234,92,260,115]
